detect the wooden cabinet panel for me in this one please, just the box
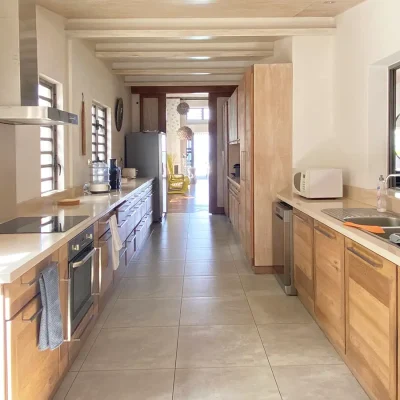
[228,89,238,143]
[345,239,397,400]
[58,245,69,377]
[6,295,60,400]
[293,210,314,315]
[314,222,345,354]
[98,232,113,302]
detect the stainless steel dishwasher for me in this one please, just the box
[272,202,296,295]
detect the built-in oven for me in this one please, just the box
[272,202,297,295]
[67,225,96,340]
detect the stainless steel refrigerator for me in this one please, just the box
[125,132,167,221]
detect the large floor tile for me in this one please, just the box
[53,372,77,400]
[273,365,369,400]
[180,297,254,326]
[176,325,269,368]
[82,327,178,370]
[104,298,181,328]
[185,247,234,261]
[65,370,174,400]
[183,276,245,298]
[240,275,285,296]
[184,260,238,276]
[119,277,183,299]
[125,260,185,277]
[234,259,255,275]
[258,323,343,366]
[247,295,313,324]
[173,367,281,400]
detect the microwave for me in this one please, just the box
[293,169,343,199]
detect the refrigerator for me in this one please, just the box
[125,132,167,221]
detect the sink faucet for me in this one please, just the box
[384,174,400,189]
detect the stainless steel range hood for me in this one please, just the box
[0,0,78,126]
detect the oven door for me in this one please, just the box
[69,246,96,336]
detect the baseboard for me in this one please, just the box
[252,265,274,274]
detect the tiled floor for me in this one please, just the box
[55,213,369,400]
[167,178,209,213]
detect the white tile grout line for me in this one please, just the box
[236,258,284,400]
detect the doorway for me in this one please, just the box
[166,94,210,214]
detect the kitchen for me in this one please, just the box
[1,0,400,399]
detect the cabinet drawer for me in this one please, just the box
[7,294,60,400]
[99,232,113,297]
[126,232,136,264]
[314,221,345,354]
[98,212,113,238]
[114,247,127,283]
[4,252,59,320]
[345,239,397,400]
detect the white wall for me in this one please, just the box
[12,6,132,202]
[333,0,400,188]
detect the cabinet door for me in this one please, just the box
[141,94,166,133]
[228,89,238,143]
[7,295,60,400]
[293,209,314,315]
[345,239,397,400]
[314,222,345,354]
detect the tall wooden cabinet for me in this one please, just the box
[229,64,292,270]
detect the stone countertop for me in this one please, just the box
[0,178,154,284]
[277,188,400,267]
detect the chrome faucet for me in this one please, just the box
[384,174,400,189]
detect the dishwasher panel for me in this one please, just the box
[272,202,296,295]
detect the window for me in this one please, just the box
[39,79,59,194]
[389,66,400,185]
[187,107,209,122]
[92,104,107,162]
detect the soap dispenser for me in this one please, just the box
[377,175,387,212]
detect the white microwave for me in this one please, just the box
[293,169,343,199]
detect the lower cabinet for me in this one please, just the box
[314,222,345,355]
[293,209,314,315]
[98,231,113,301]
[345,239,397,400]
[6,295,60,400]
[228,181,240,236]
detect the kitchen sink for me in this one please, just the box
[343,216,400,227]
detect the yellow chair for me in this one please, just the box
[167,154,190,194]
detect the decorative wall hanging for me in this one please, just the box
[115,97,124,132]
[177,102,190,115]
[177,126,194,140]
[81,93,86,156]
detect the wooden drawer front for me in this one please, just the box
[293,211,314,315]
[345,239,397,400]
[314,222,345,354]
[114,247,127,283]
[7,295,60,400]
[118,217,130,244]
[99,232,113,297]
[116,202,131,224]
[126,232,136,264]
[4,252,59,320]
[98,212,113,238]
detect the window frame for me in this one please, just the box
[92,103,108,162]
[39,79,59,194]
[186,107,209,123]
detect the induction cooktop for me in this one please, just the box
[0,216,89,234]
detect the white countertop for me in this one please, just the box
[0,178,154,284]
[277,188,400,267]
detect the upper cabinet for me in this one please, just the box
[228,88,238,143]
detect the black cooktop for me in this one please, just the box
[0,216,89,234]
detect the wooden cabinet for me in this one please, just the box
[293,209,314,316]
[140,94,166,133]
[6,295,60,400]
[228,88,238,143]
[228,179,240,235]
[98,231,113,306]
[314,221,345,355]
[345,239,397,400]
[226,64,292,270]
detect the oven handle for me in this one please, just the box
[71,248,97,269]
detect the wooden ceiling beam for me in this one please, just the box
[96,50,273,59]
[130,85,237,93]
[113,68,245,76]
[67,27,335,39]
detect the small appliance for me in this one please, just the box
[233,163,240,178]
[122,168,138,179]
[88,161,110,194]
[109,159,122,190]
[293,168,343,199]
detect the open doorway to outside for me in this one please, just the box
[166,93,210,214]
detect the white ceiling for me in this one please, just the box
[40,0,366,87]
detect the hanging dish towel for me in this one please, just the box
[38,263,63,351]
[109,214,123,270]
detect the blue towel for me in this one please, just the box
[38,263,64,351]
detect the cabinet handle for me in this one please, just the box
[347,247,381,268]
[23,307,43,323]
[293,213,308,224]
[315,226,335,239]
[21,261,59,286]
[92,247,101,296]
